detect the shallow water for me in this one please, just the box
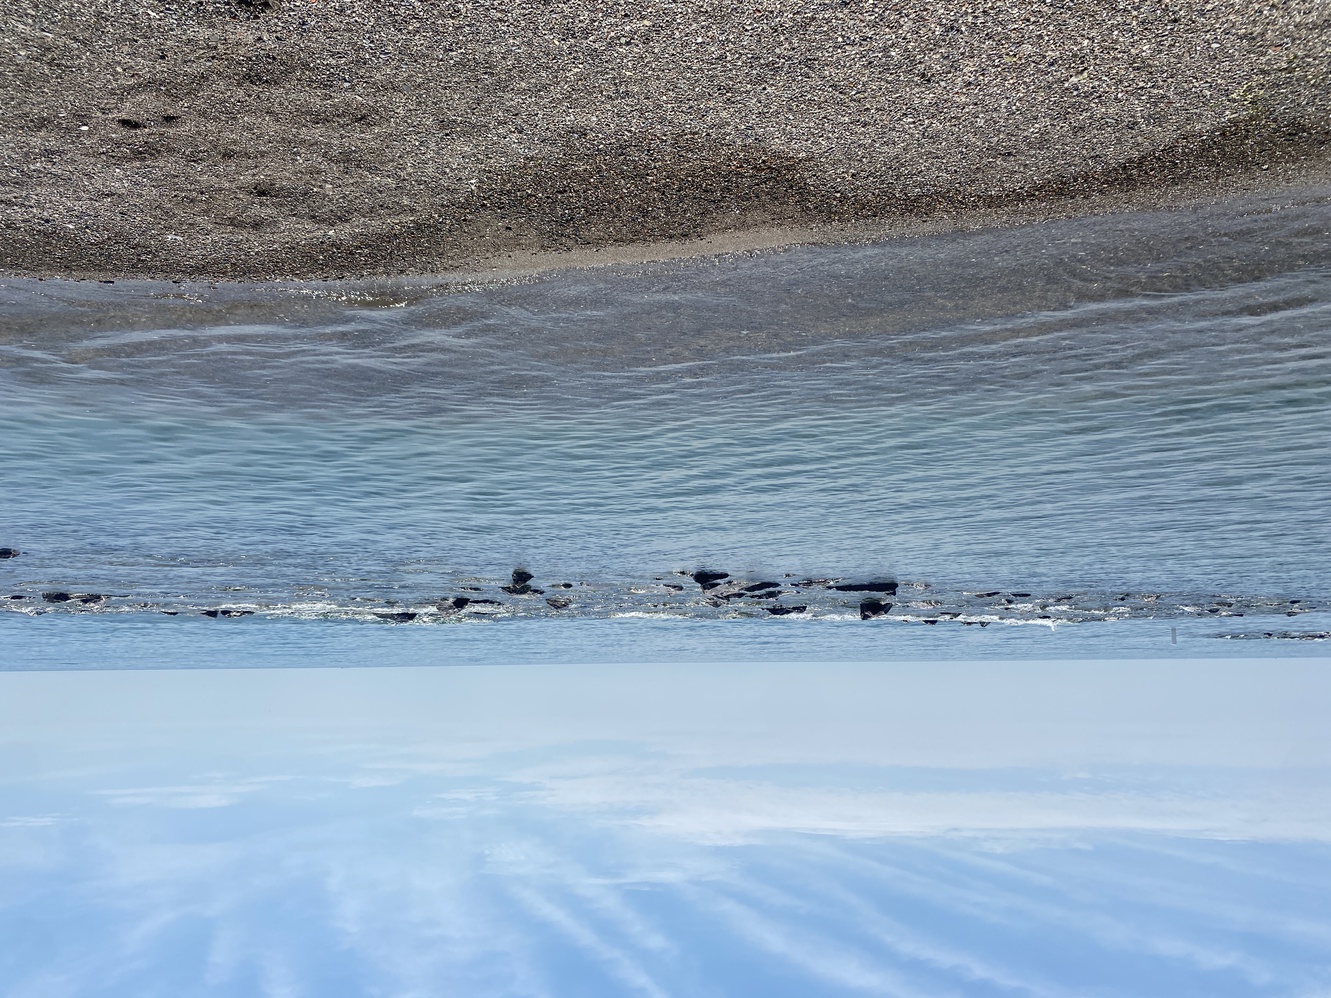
[3,660,1329,997]
[3,186,1331,661]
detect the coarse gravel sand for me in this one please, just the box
[3,0,1329,281]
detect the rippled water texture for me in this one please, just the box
[2,186,1330,661]
[3,660,1330,996]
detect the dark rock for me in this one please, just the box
[742,581,781,592]
[40,591,105,604]
[832,580,898,595]
[1009,592,1032,598]
[859,599,891,619]
[5,594,26,600]
[663,583,683,592]
[373,611,418,622]
[511,568,534,586]
[552,582,574,589]
[922,618,939,624]
[692,568,729,588]
[972,591,1000,598]
[436,596,471,613]
[202,609,254,618]
[160,610,179,615]
[502,583,543,595]
[468,598,502,605]
[546,596,572,610]
[794,578,835,587]
[0,548,19,558]
[766,604,807,616]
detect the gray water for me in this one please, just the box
[3,187,1331,664]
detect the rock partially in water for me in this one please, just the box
[436,596,472,614]
[41,591,106,605]
[742,581,781,593]
[373,611,418,622]
[860,598,892,619]
[202,609,254,618]
[502,567,542,595]
[0,548,19,559]
[766,604,807,616]
[546,596,572,610]
[832,580,898,595]
[692,568,729,589]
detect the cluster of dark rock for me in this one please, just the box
[685,567,900,619]
[3,552,1324,628]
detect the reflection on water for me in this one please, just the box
[2,660,1329,996]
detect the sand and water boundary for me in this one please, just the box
[3,0,1329,282]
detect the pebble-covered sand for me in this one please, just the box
[2,0,1329,280]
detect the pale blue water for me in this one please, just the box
[2,660,1329,997]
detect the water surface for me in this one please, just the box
[3,186,1330,661]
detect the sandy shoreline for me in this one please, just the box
[3,0,1329,281]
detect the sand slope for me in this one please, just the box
[2,0,1329,279]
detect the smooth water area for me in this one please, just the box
[2,660,1329,997]
[3,186,1331,661]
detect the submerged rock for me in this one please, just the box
[0,548,19,559]
[832,580,898,595]
[546,596,572,610]
[860,599,891,619]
